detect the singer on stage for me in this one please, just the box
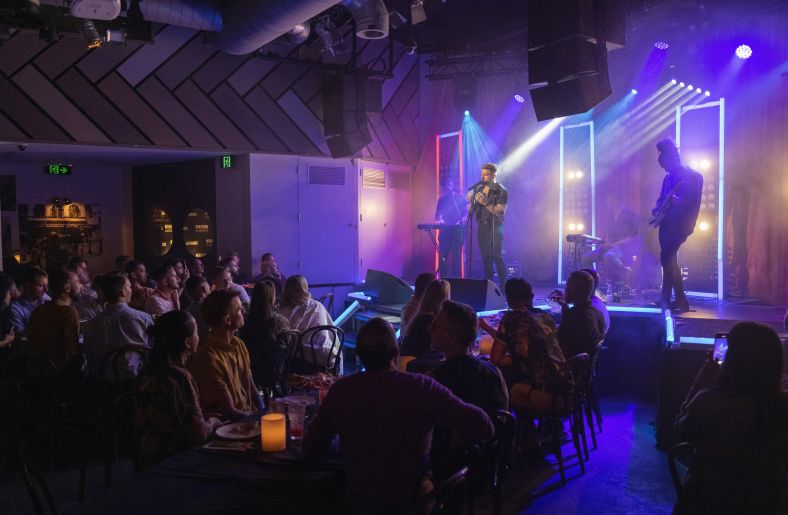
[435,177,468,277]
[468,163,508,285]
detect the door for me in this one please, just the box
[358,161,389,279]
[297,157,357,285]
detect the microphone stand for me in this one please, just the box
[466,184,480,279]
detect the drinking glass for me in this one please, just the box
[287,403,306,440]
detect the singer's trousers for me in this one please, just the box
[477,222,506,284]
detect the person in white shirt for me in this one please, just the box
[278,275,335,368]
[145,264,180,317]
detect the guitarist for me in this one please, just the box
[652,139,703,312]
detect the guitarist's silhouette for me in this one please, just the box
[652,139,703,312]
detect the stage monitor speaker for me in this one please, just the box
[444,278,507,312]
[322,74,372,158]
[363,269,413,305]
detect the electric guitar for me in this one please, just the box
[648,180,685,228]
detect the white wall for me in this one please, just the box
[0,161,131,273]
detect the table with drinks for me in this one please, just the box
[67,385,344,514]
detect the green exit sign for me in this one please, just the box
[222,155,232,168]
[45,163,72,175]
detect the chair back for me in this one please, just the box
[275,330,301,395]
[418,466,468,514]
[297,325,345,376]
[317,292,334,315]
[492,410,517,485]
[668,441,695,500]
[565,352,591,387]
[100,344,150,384]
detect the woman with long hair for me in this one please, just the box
[400,279,450,358]
[400,272,436,338]
[278,275,335,368]
[674,322,786,514]
[240,281,290,390]
[135,310,222,468]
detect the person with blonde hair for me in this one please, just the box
[278,275,335,368]
[400,279,450,358]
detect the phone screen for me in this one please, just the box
[713,333,728,363]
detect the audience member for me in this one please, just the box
[303,318,494,512]
[211,265,250,304]
[580,267,611,334]
[482,277,555,367]
[429,300,508,412]
[400,272,436,338]
[67,255,97,302]
[278,275,335,367]
[554,270,605,358]
[674,322,787,514]
[0,274,16,351]
[251,253,285,295]
[145,265,180,317]
[135,310,222,469]
[125,260,154,311]
[190,290,263,420]
[84,273,153,381]
[26,268,82,372]
[496,310,567,462]
[224,251,248,284]
[400,279,450,358]
[239,281,290,390]
[9,266,49,336]
[184,275,211,342]
[115,255,131,274]
[187,256,205,278]
[74,274,104,322]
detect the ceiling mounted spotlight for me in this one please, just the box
[735,44,752,59]
[654,41,669,50]
[514,94,525,103]
[314,15,348,59]
[82,20,102,49]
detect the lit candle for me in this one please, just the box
[479,334,494,355]
[260,413,286,452]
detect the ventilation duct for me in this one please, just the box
[204,0,339,56]
[344,0,389,39]
[137,0,222,32]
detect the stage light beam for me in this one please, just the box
[631,88,638,95]
[699,221,710,231]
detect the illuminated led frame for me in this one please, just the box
[558,120,596,284]
[675,98,725,300]
[435,130,465,277]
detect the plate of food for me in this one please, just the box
[215,420,260,440]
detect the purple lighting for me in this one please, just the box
[631,88,638,95]
[514,94,525,103]
[654,41,669,50]
[735,44,752,59]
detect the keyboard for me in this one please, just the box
[566,234,604,244]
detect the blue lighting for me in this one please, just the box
[630,88,638,95]
[735,44,752,59]
[513,94,525,103]
[654,41,669,50]
[679,81,685,87]
[705,90,711,96]
[464,110,470,116]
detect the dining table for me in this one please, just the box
[65,423,344,515]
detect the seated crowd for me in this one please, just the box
[0,253,784,514]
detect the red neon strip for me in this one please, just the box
[435,134,440,275]
[458,129,465,278]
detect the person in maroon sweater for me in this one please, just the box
[303,317,494,513]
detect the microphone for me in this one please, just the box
[466,180,485,191]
